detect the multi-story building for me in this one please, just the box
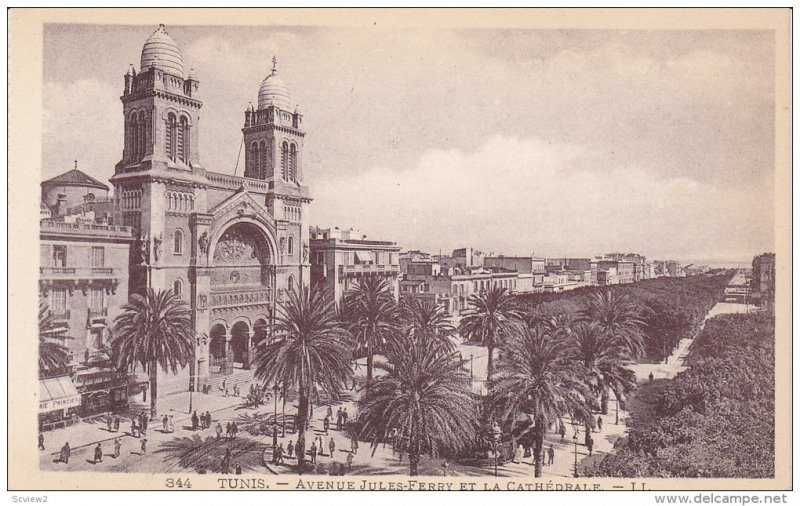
[751,253,775,307]
[309,227,401,305]
[39,173,135,430]
[438,247,484,271]
[484,255,545,292]
[106,25,312,394]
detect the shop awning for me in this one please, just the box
[355,250,372,263]
[39,376,81,413]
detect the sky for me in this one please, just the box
[42,24,776,265]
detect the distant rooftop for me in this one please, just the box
[42,168,110,191]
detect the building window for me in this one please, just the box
[179,116,189,163]
[287,275,294,292]
[173,279,182,297]
[90,288,104,311]
[287,236,294,256]
[173,229,184,255]
[53,246,67,267]
[91,247,104,267]
[281,141,289,180]
[289,143,297,181]
[166,113,177,161]
[51,288,67,312]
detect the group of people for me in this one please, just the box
[191,410,213,431]
[130,412,149,438]
[512,444,556,466]
[105,413,122,433]
[161,414,176,433]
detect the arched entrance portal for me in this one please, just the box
[253,317,268,352]
[209,323,229,376]
[208,220,276,378]
[231,321,251,369]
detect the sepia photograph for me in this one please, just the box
[6,7,792,498]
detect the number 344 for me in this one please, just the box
[165,478,192,489]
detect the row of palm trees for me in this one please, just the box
[45,276,644,477]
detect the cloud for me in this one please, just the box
[312,134,773,262]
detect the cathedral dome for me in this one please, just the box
[140,24,185,78]
[257,57,292,110]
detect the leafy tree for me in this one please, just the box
[340,276,399,389]
[252,286,353,471]
[112,289,195,418]
[355,333,478,476]
[39,302,71,375]
[490,323,590,477]
[459,287,524,382]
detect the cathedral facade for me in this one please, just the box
[110,25,311,394]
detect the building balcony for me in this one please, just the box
[339,264,401,277]
[209,287,272,311]
[49,309,71,321]
[88,307,108,319]
[40,266,117,280]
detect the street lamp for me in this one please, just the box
[281,385,287,437]
[273,383,280,449]
[615,397,619,425]
[573,432,579,478]
[491,421,502,478]
[470,354,474,380]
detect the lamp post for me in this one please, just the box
[273,383,279,449]
[491,421,502,477]
[281,385,287,437]
[470,354,474,380]
[615,398,620,425]
[573,432,579,478]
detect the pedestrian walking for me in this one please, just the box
[329,437,336,457]
[226,422,232,439]
[336,408,343,431]
[350,436,359,455]
[342,408,349,426]
[649,371,654,382]
[114,415,120,432]
[235,463,242,475]
[326,405,333,422]
[287,440,294,458]
[231,421,238,439]
[205,412,212,429]
[191,411,199,431]
[222,379,226,394]
[310,442,318,464]
[140,413,148,436]
[216,422,223,439]
[513,444,523,464]
[94,443,103,463]
[140,438,147,455]
[587,437,594,456]
[131,418,139,438]
[168,415,175,433]
[559,421,566,443]
[346,451,354,470]
[221,448,231,474]
[317,435,325,456]
[323,415,330,435]
[107,413,113,432]
[162,414,169,432]
[547,445,555,465]
[114,438,121,458]
[597,415,603,432]
[274,443,285,465]
[38,433,45,450]
[60,442,70,464]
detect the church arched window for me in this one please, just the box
[173,278,183,297]
[250,142,259,177]
[173,229,184,255]
[281,141,289,180]
[289,143,297,181]
[265,139,274,178]
[166,113,177,161]
[259,140,267,179]
[128,112,138,161]
[287,236,294,256]
[138,111,146,161]
[179,116,189,163]
[287,275,294,292]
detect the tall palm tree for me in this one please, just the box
[459,286,524,382]
[39,302,71,375]
[568,322,636,435]
[400,297,457,354]
[490,323,590,477]
[340,276,399,389]
[580,290,645,358]
[112,289,194,418]
[252,286,353,470]
[356,333,478,476]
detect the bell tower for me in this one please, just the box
[116,24,203,174]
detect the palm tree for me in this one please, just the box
[340,276,399,389]
[490,323,590,477]
[580,290,645,414]
[252,286,353,470]
[355,333,478,476]
[112,289,195,418]
[400,297,457,354]
[459,286,524,382]
[39,302,71,375]
[580,290,645,358]
[568,322,636,438]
